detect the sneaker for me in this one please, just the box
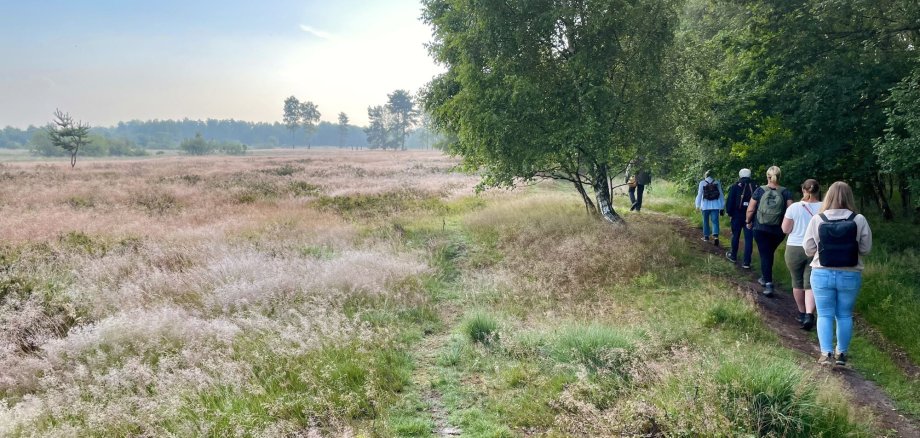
[801,313,815,331]
[741,263,751,269]
[836,352,847,366]
[701,236,709,242]
[757,277,766,286]
[818,352,835,366]
[726,251,737,263]
[796,312,806,325]
[713,237,720,247]
[762,282,775,297]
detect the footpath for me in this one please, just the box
[667,215,920,437]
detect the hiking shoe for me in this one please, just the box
[757,277,767,286]
[801,313,815,331]
[796,312,806,325]
[836,352,848,366]
[762,282,775,297]
[726,251,737,263]
[818,352,835,366]
[713,237,720,247]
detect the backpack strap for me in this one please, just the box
[819,213,829,222]
[846,212,857,221]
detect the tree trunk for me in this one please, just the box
[899,177,910,211]
[871,173,894,220]
[70,151,77,168]
[573,179,597,215]
[593,164,624,224]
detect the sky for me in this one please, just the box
[0,0,443,128]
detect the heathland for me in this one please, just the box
[0,150,917,437]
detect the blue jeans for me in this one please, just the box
[730,214,753,265]
[702,209,720,238]
[811,269,862,354]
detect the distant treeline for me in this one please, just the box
[0,119,441,151]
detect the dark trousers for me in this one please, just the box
[730,215,753,266]
[629,184,645,211]
[754,230,785,283]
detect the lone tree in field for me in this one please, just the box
[283,96,301,148]
[386,89,418,151]
[47,109,90,168]
[366,105,389,150]
[337,112,350,149]
[300,101,321,149]
[422,0,681,223]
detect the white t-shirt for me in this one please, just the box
[784,201,823,246]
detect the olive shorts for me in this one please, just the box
[784,244,813,289]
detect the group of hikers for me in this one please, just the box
[692,166,872,367]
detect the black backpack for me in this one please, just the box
[703,181,720,200]
[818,212,859,267]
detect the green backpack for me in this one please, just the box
[756,186,785,226]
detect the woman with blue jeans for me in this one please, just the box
[803,181,872,366]
[695,170,724,246]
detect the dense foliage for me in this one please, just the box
[676,0,920,219]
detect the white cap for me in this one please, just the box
[739,168,751,178]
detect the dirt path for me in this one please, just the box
[412,331,462,437]
[661,214,920,437]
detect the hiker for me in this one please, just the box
[695,170,724,246]
[804,181,872,367]
[781,179,823,330]
[745,166,793,296]
[625,160,652,211]
[725,168,756,269]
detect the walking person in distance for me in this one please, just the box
[625,159,652,212]
[695,170,725,246]
[782,179,823,330]
[804,181,872,366]
[725,168,756,269]
[745,166,793,296]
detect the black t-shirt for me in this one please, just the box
[751,185,793,234]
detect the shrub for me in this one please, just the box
[462,311,499,344]
[134,190,181,214]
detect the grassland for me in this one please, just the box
[0,151,912,436]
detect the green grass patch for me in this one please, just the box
[462,311,499,345]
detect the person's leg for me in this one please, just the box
[711,209,720,240]
[636,184,645,211]
[702,210,711,239]
[811,269,837,355]
[804,261,816,314]
[785,245,807,313]
[754,231,778,283]
[730,216,742,259]
[742,225,754,267]
[834,270,863,354]
[629,186,637,210]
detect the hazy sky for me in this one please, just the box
[0,0,442,128]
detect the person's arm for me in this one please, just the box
[803,216,819,257]
[858,215,873,255]
[726,186,737,217]
[781,217,794,234]
[745,199,758,229]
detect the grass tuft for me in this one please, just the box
[462,312,499,345]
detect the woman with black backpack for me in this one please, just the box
[695,170,725,246]
[745,166,794,296]
[803,181,872,367]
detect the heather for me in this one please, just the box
[0,151,892,436]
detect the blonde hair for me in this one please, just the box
[766,166,781,183]
[821,181,857,213]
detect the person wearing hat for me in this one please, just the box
[695,169,725,246]
[725,168,756,268]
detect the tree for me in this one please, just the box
[365,105,388,149]
[386,89,418,150]
[282,96,301,148]
[337,112,350,149]
[47,109,90,168]
[179,133,214,155]
[422,0,682,223]
[877,66,920,216]
[299,101,321,149]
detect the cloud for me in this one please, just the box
[299,25,333,40]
